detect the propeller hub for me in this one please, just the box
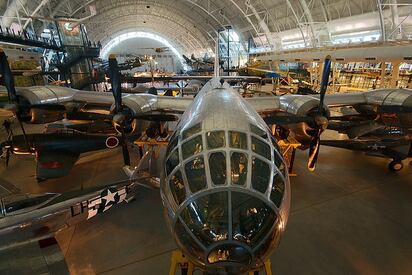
[113,113,126,125]
[314,115,329,131]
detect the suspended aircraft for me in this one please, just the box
[1,47,411,272]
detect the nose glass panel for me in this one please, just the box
[169,170,186,205]
[208,244,251,264]
[231,192,277,247]
[185,156,207,193]
[206,131,225,149]
[175,218,204,261]
[181,192,229,246]
[182,135,203,159]
[251,157,271,193]
[209,152,227,185]
[231,152,248,186]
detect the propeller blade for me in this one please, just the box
[305,55,332,171]
[307,129,322,172]
[133,114,178,122]
[65,111,112,121]
[0,49,17,103]
[120,129,131,166]
[318,55,332,114]
[5,147,11,167]
[377,105,412,114]
[108,54,123,113]
[264,115,314,125]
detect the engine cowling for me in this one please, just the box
[110,98,151,135]
[29,108,65,124]
[369,89,412,128]
[278,95,330,143]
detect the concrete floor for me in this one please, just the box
[1,114,412,274]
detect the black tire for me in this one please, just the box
[389,160,403,171]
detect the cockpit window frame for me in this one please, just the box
[182,123,202,141]
[181,134,204,160]
[251,135,272,161]
[250,124,268,140]
[251,156,272,194]
[184,155,208,194]
[208,151,227,186]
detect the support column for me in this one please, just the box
[389,0,401,39]
[380,62,386,88]
[376,0,386,41]
[390,61,401,88]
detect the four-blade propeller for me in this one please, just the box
[108,54,131,166]
[307,55,332,171]
[264,55,332,171]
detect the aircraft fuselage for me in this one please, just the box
[160,78,290,273]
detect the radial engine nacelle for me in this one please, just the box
[278,95,330,143]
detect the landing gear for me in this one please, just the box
[388,160,403,171]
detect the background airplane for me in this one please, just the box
[321,102,412,170]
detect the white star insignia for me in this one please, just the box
[102,189,116,204]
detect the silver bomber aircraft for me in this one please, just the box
[1,53,412,273]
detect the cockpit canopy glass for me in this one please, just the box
[166,148,180,175]
[251,136,271,160]
[231,192,277,247]
[209,152,227,185]
[181,192,229,245]
[270,173,285,208]
[229,131,248,149]
[182,123,201,140]
[175,218,204,261]
[251,157,270,193]
[250,124,268,140]
[185,156,207,193]
[182,135,203,160]
[169,170,186,205]
[206,131,225,149]
[231,152,248,186]
[207,244,251,264]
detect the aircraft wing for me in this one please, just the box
[245,96,281,113]
[74,91,194,113]
[321,138,411,159]
[246,92,371,114]
[15,86,194,114]
[36,151,80,181]
[310,92,367,107]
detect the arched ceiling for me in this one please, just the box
[1,0,412,55]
